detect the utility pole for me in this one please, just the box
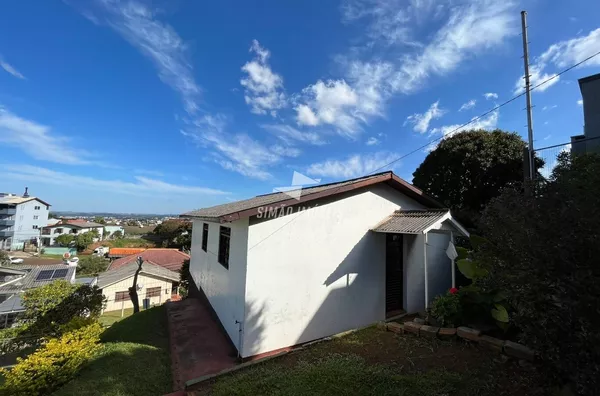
[521,10,535,181]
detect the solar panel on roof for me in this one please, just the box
[52,269,68,279]
[36,270,54,281]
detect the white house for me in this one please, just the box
[41,220,105,246]
[182,171,468,359]
[96,261,180,312]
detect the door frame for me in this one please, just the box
[385,233,404,317]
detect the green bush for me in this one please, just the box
[430,291,462,327]
[178,259,190,298]
[0,323,102,396]
[478,152,600,395]
[2,281,105,354]
[77,255,109,276]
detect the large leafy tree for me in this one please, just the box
[412,129,537,228]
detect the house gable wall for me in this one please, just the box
[242,183,425,357]
[101,273,173,312]
[189,217,249,350]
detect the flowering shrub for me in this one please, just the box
[0,323,102,396]
[430,289,463,327]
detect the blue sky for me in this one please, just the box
[1,0,599,214]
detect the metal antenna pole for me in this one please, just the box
[521,10,535,180]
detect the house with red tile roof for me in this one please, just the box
[107,248,189,272]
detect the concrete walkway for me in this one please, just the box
[166,297,238,391]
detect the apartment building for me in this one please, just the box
[0,189,51,251]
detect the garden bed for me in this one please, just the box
[190,326,546,395]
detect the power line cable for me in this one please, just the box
[245,50,600,251]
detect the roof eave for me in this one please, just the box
[182,171,443,223]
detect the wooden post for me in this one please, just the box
[128,257,143,313]
[121,300,125,318]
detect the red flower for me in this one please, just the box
[449,287,459,295]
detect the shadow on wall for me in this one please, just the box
[294,230,385,348]
[187,278,266,358]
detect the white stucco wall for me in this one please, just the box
[189,218,249,350]
[102,273,173,312]
[242,184,425,358]
[403,231,453,313]
[12,199,49,249]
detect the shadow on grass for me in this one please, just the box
[53,342,171,396]
[101,305,169,349]
[53,305,171,396]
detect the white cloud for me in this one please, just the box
[577,99,583,106]
[538,28,600,68]
[405,101,445,133]
[294,61,394,136]
[0,107,91,165]
[341,0,441,47]
[261,124,326,146]
[514,28,600,95]
[483,92,498,100]
[430,109,499,136]
[296,0,516,137]
[388,1,518,94]
[295,79,360,135]
[307,151,399,179]
[270,144,301,158]
[240,40,286,116]
[366,137,380,145]
[459,99,476,111]
[513,64,560,95]
[542,105,558,111]
[0,58,25,79]
[2,164,229,196]
[182,115,297,180]
[83,0,201,115]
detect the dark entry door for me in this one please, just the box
[385,233,403,315]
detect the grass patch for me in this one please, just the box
[54,306,171,396]
[99,309,134,327]
[195,327,546,396]
[203,354,460,396]
[41,254,67,260]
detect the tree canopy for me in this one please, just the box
[55,234,75,247]
[412,129,539,228]
[153,220,192,249]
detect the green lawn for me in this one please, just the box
[41,253,68,260]
[193,327,546,396]
[54,306,172,396]
[98,309,134,327]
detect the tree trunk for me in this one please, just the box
[129,257,143,313]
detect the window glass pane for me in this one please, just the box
[218,226,230,269]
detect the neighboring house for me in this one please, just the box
[0,189,51,251]
[571,72,600,154]
[107,248,189,272]
[181,171,468,359]
[104,225,125,238]
[96,262,180,312]
[0,264,76,328]
[41,219,105,246]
